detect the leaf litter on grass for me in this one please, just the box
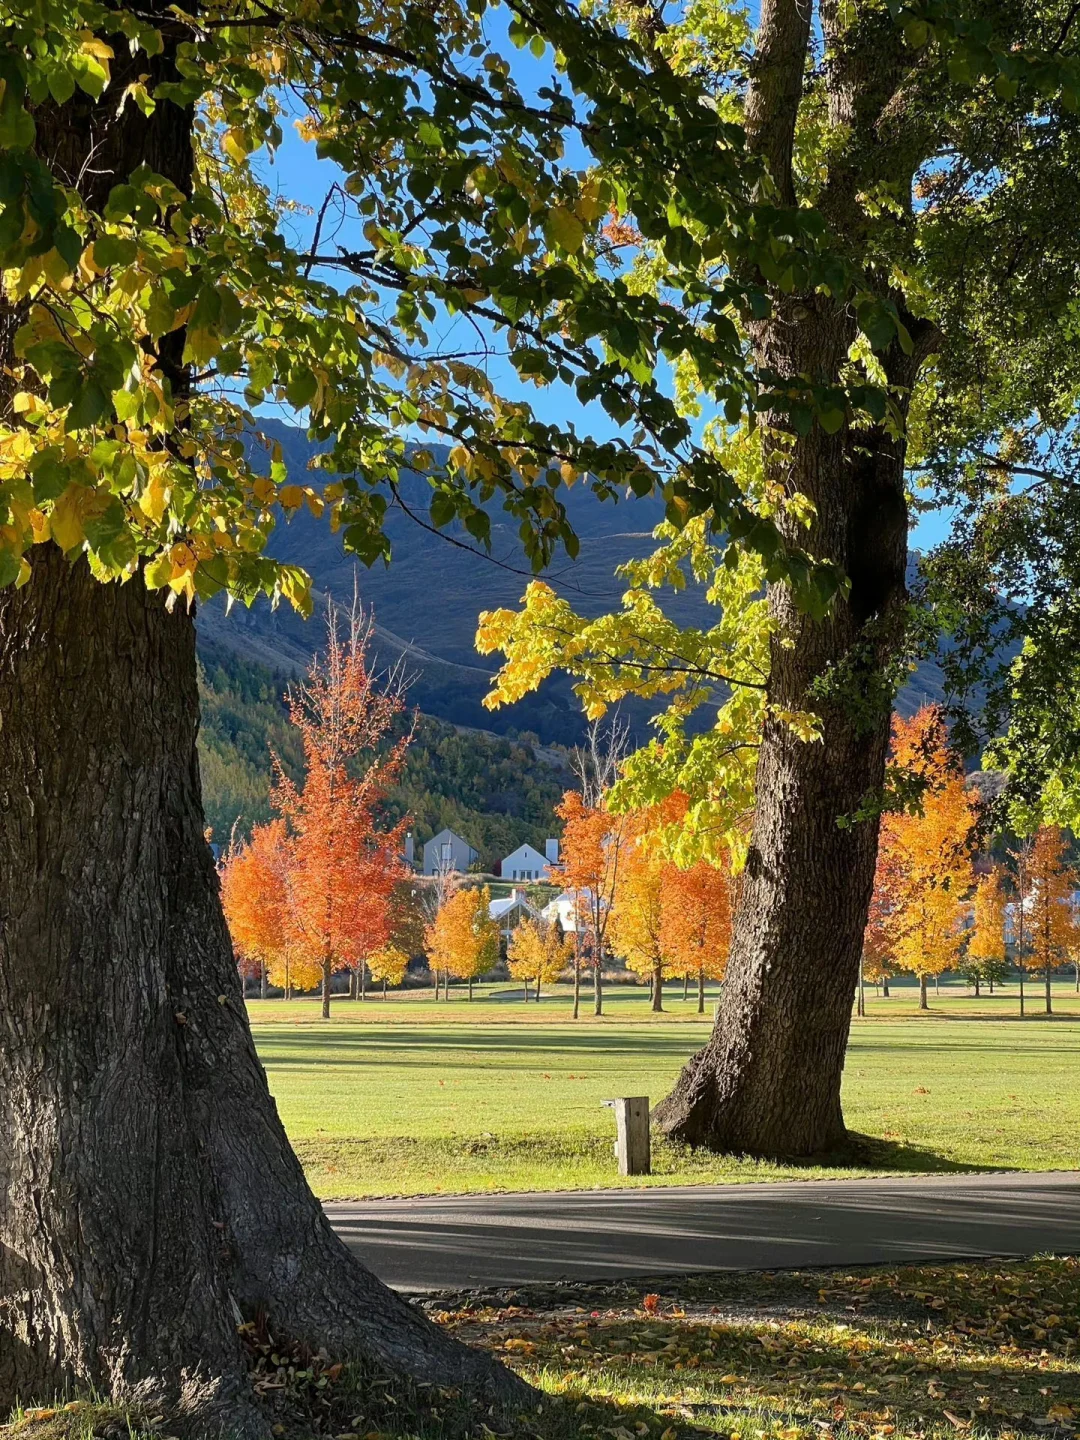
[427,1256,1080,1440]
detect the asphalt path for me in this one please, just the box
[326,1171,1080,1292]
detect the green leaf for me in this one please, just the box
[285,368,319,408]
[46,67,76,105]
[65,379,111,432]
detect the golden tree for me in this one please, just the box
[967,865,1009,996]
[1027,826,1077,1015]
[367,944,410,1000]
[881,707,977,1010]
[507,918,571,1001]
[426,887,499,1000]
[610,823,671,1012]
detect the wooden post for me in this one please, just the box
[603,1096,650,1176]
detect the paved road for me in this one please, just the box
[327,1171,1080,1292]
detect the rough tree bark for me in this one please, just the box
[656,0,937,1156]
[0,15,526,1435]
[0,554,527,1432]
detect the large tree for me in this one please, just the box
[483,0,1080,1155]
[0,0,828,1429]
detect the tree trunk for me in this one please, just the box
[360,963,367,1001]
[883,977,890,997]
[974,977,980,997]
[1045,965,1053,1015]
[349,967,358,1000]
[683,973,689,1002]
[383,977,388,999]
[0,550,525,1433]
[856,954,865,1018]
[919,974,929,1010]
[654,329,914,1151]
[651,0,932,1159]
[468,976,473,1000]
[260,962,268,1000]
[593,956,603,1016]
[573,947,581,1019]
[651,962,664,1013]
[535,977,540,1001]
[322,954,333,1019]
[697,968,706,1014]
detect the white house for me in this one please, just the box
[541,889,583,934]
[489,888,539,941]
[500,840,556,881]
[422,827,479,876]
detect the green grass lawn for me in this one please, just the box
[248,979,1080,1198]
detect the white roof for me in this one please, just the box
[489,894,538,920]
[501,842,549,866]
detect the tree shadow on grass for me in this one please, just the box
[797,1131,1019,1175]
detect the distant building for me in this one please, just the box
[541,889,583,934]
[500,841,555,881]
[422,827,479,875]
[545,837,560,865]
[403,831,415,868]
[489,887,539,941]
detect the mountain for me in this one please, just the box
[198,639,572,864]
[196,419,711,744]
[196,420,958,746]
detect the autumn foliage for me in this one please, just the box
[1026,826,1077,1014]
[425,885,500,999]
[506,918,572,1000]
[662,859,733,1013]
[555,789,627,1016]
[875,707,977,1008]
[221,604,410,1015]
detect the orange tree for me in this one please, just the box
[426,886,499,1000]
[220,818,320,998]
[662,860,733,1014]
[864,835,905,999]
[880,707,977,1010]
[220,819,286,998]
[1027,826,1077,1015]
[273,605,409,1019]
[556,790,627,1017]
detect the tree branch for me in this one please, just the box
[744,0,813,206]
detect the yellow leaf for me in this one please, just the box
[252,476,276,504]
[139,471,170,523]
[545,206,585,253]
[278,484,303,510]
[49,485,89,553]
[222,128,250,164]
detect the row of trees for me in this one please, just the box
[866,708,1079,1015]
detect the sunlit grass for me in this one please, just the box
[247,981,1080,1198]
